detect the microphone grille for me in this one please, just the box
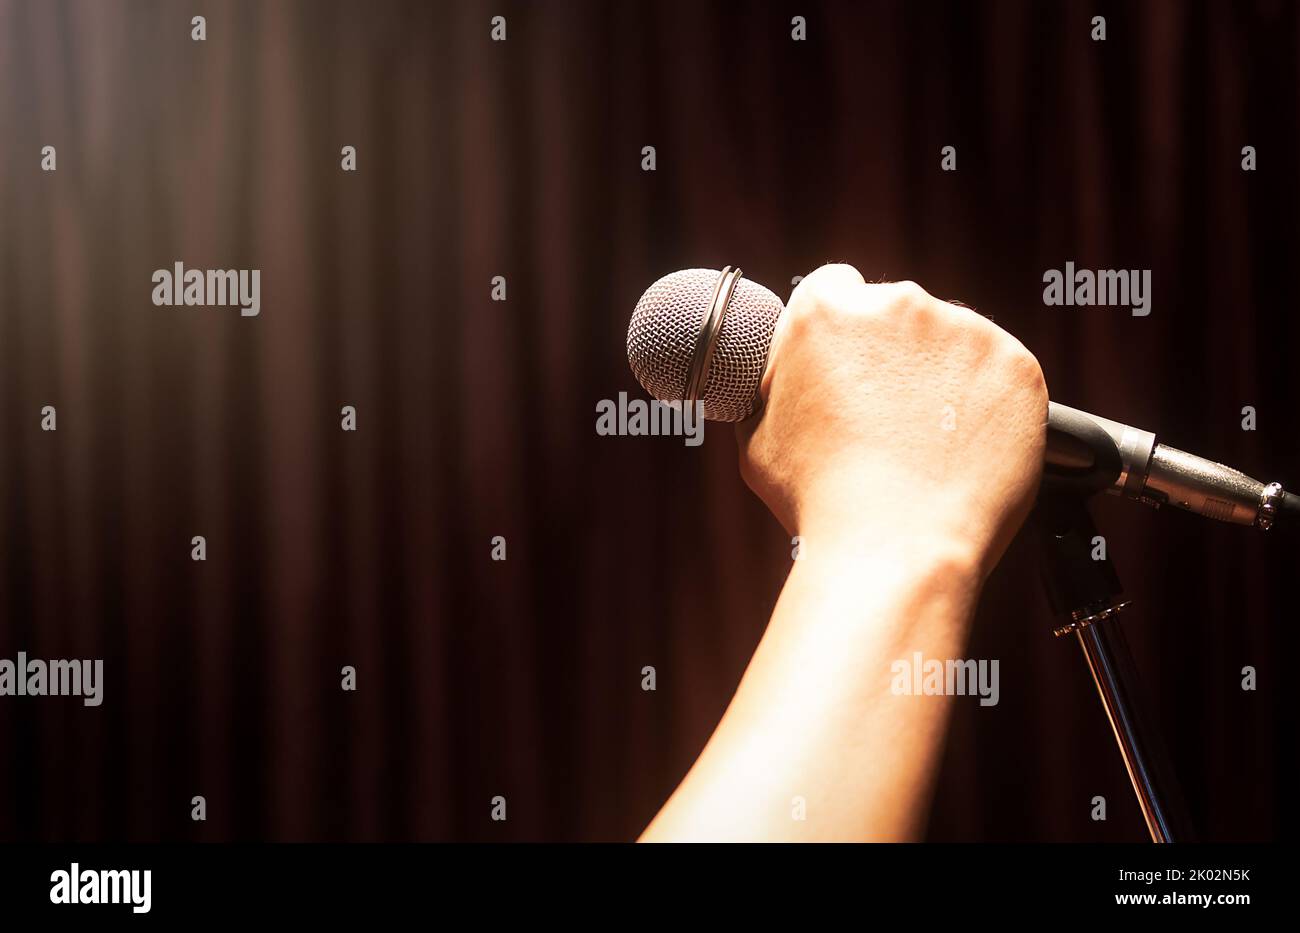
[626,269,784,422]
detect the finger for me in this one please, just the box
[766,263,869,401]
[788,262,867,314]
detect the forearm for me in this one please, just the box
[640,529,984,842]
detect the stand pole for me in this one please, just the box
[1034,492,1193,842]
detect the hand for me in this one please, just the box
[736,263,1048,578]
[641,263,1049,841]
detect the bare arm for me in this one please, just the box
[640,264,1047,842]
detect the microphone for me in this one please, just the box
[626,266,1299,530]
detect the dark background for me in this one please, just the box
[0,0,1296,842]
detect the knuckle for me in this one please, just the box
[790,268,861,327]
[879,279,934,319]
[857,279,928,322]
[1009,345,1047,396]
[796,263,864,307]
[893,279,926,300]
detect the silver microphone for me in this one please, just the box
[626,266,1296,530]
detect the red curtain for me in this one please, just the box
[0,0,1296,840]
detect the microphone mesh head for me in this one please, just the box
[626,269,784,422]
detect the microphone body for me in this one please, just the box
[1045,402,1277,527]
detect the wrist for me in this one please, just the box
[796,515,986,586]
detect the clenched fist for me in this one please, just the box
[737,263,1048,579]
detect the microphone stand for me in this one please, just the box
[1033,488,1194,842]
